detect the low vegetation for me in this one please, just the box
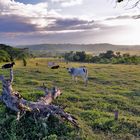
[0,44,30,62]
[65,50,140,64]
[0,58,140,140]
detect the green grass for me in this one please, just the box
[0,58,140,140]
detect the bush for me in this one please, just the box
[0,44,29,62]
[64,50,140,64]
[0,50,10,62]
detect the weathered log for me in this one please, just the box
[0,68,78,127]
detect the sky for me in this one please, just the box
[0,0,140,45]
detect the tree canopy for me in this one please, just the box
[0,44,29,62]
[64,50,140,64]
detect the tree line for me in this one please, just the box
[64,50,140,64]
[0,44,30,62]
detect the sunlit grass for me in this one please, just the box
[0,58,140,139]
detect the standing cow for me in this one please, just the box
[67,67,88,86]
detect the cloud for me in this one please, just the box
[0,1,48,17]
[101,13,140,28]
[0,0,94,33]
[0,0,49,28]
[2,0,126,34]
[0,0,140,45]
[51,0,83,7]
[0,15,36,32]
[46,17,94,31]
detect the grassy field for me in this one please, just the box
[0,58,140,140]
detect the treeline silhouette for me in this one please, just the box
[64,50,140,64]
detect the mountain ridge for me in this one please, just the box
[16,43,140,55]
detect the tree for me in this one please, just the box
[73,51,86,61]
[0,44,29,62]
[99,50,115,59]
[64,51,74,61]
[0,50,10,62]
[85,54,92,62]
[116,52,121,58]
[105,50,115,59]
[123,53,130,57]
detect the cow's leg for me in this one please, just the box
[72,76,76,84]
[72,76,77,83]
[85,78,88,86]
[75,77,78,83]
[83,76,88,86]
[72,75,75,81]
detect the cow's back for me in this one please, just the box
[72,68,87,77]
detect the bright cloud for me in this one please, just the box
[0,0,94,32]
[0,0,49,28]
[51,0,83,7]
[0,0,48,17]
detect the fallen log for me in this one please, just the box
[0,68,78,127]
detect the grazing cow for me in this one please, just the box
[51,65,60,69]
[48,62,60,69]
[2,62,15,69]
[67,67,88,86]
[48,62,55,67]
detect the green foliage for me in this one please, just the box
[0,112,77,140]
[0,50,10,62]
[0,44,29,62]
[64,50,140,64]
[43,134,57,140]
[99,50,115,59]
[65,51,92,62]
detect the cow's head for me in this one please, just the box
[66,67,74,74]
[12,62,15,65]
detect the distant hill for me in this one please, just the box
[16,43,140,55]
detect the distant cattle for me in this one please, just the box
[2,62,15,69]
[48,62,60,69]
[48,62,55,67]
[51,65,60,69]
[67,67,88,86]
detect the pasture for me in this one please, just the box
[0,58,140,140]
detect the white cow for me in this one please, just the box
[48,62,55,67]
[67,67,88,86]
